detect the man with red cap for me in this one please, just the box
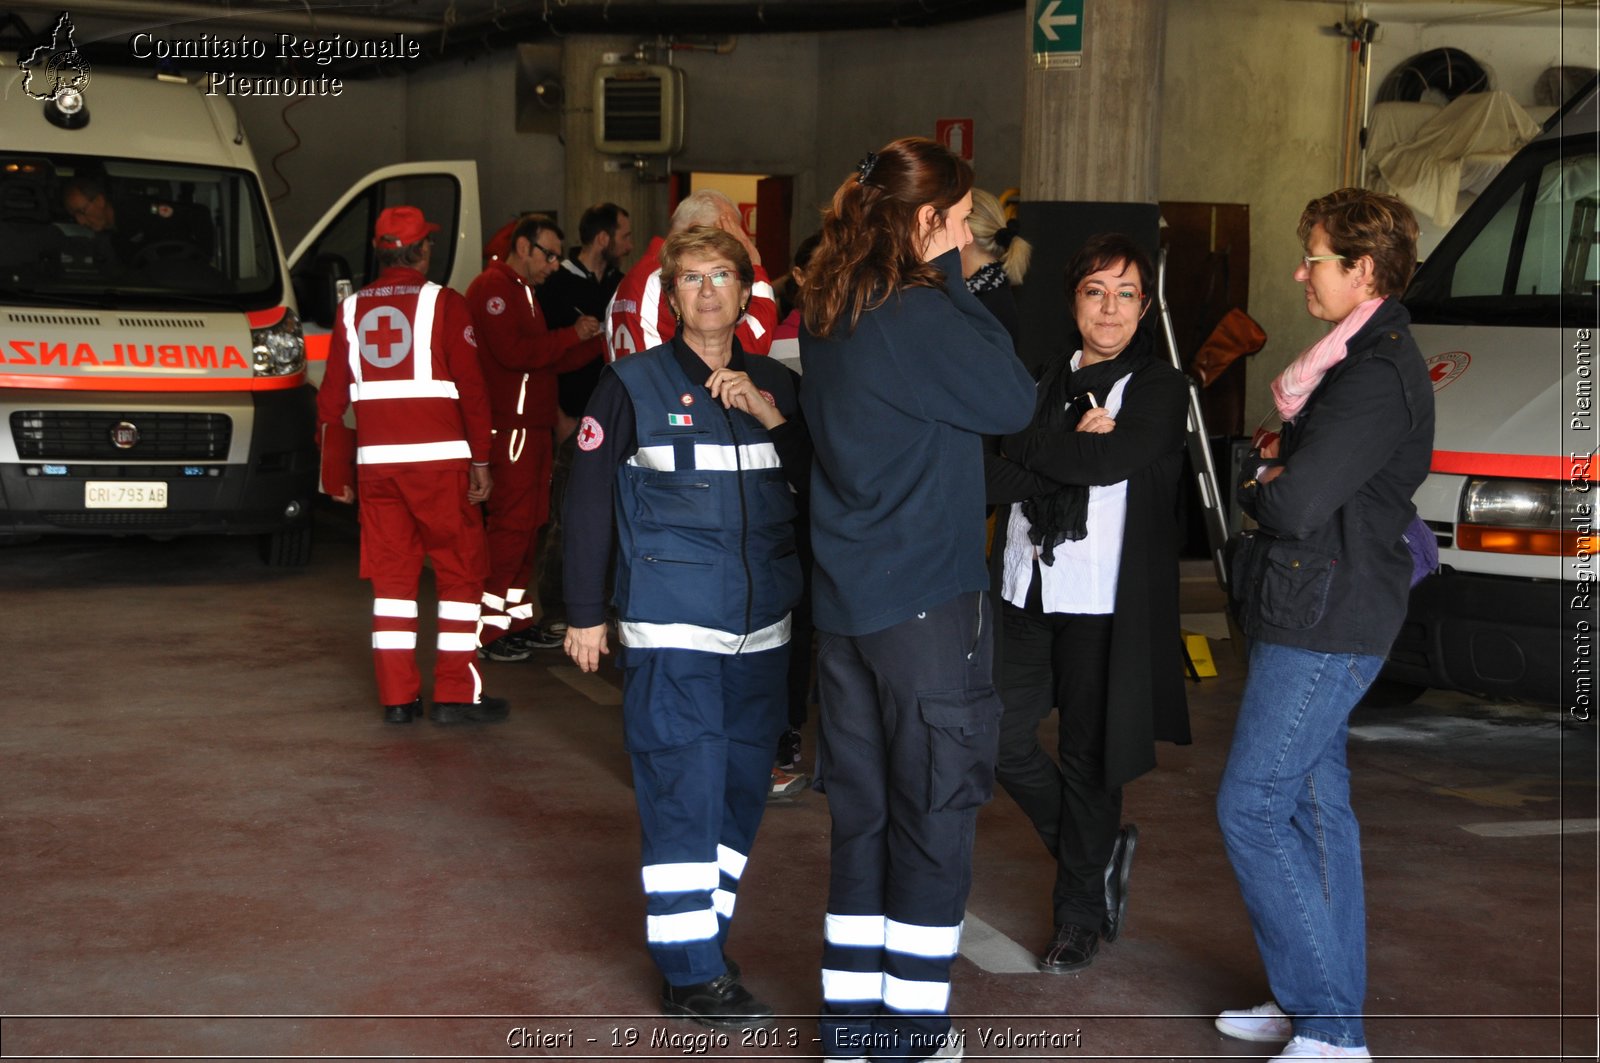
[317,205,506,724]
[467,214,604,661]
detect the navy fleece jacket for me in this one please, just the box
[801,248,1036,636]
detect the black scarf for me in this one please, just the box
[1020,326,1156,565]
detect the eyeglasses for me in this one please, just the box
[1301,254,1344,270]
[534,245,562,264]
[1076,284,1142,305]
[676,270,737,289]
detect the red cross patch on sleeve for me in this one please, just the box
[577,416,605,452]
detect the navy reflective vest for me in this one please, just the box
[610,347,802,653]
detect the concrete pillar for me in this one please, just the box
[1015,0,1166,369]
[560,37,670,248]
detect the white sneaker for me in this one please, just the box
[1273,1035,1372,1060]
[1216,1001,1293,1042]
[921,1030,964,1062]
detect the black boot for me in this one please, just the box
[660,973,773,1030]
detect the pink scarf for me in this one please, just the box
[1271,297,1385,421]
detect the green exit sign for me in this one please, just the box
[1033,0,1083,54]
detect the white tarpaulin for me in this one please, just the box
[1374,91,1543,227]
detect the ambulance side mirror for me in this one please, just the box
[293,252,352,328]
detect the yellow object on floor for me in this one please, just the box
[1183,631,1218,678]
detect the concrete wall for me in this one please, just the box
[1160,0,1349,431]
[233,78,406,250]
[815,13,1027,213]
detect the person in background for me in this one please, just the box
[1215,188,1433,1062]
[466,215,603,661]
[800,137,1035,1063]
[960,187,1029,349]
[316,206,503,726]
[605,190,776,361]
[985,232,1191,975]
[767,230,822,798]
[562,226,810,1031]
[535,202,634,635]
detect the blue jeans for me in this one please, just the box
[1217,641,1383,1049]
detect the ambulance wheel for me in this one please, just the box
[261,524,312,567]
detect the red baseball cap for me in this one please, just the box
[372,205,440,249]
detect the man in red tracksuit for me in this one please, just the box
[467,214,603,661]
[317,205,505,725]
[604,189,777,362]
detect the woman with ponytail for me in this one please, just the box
[799,136,1035,1063]
[960,187,1030,349]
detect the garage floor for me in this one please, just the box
[1,507,1594,1062]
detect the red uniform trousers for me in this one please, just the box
[481,426,554,638]
[359,467,489,706]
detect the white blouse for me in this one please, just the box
[1001,353,1133,616]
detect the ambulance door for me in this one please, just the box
[287,161,481,386]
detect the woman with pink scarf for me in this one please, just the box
[1214,188,1435,1062]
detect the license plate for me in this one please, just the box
[85,481,168,509]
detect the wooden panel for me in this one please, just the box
[1158,201,1252,437]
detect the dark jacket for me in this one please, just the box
[801,249,1036,637]
[987,334,1193,787]
[1230,297,1435,656]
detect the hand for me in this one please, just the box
[707,367,784,430]
[468,464,493,503]
[1258,464,1285,484]
[331,485,355,504]
[575,315,602,341]
[565,623,610,673]
[716,206,761,267]
[1075,407,1116,434]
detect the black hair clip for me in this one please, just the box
[994,222,1017,250]
[855,151,879,185]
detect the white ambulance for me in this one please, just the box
[0,66,479,563]
[1384,79,1596,709]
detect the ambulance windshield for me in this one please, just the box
[0,152,280,310]
[1406,137,1598,330]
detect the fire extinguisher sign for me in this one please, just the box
[935,118,974,161]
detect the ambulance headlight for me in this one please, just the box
[1461,478,1569,529]
[1458,477,1594,557]
[252,307,306,377]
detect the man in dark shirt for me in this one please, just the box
[534,202,633,626]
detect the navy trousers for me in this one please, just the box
[621,643,788,986]
[815,591,1003,1062]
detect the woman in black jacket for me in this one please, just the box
[986,232,1192,975]
[1213,188,1433,1063]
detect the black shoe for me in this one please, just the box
[660,973,774,1031]
[430,695,510,725]
[1038,923,1099,973]
[1101,823,1138,943]
[477,635,533,662]
[776,727,802,771]
[722,954,740,981]
[383,698,421,724]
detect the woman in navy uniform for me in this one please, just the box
[562,225,809,1031]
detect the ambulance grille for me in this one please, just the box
[11,410,232,461]
[117,316,208,329]
[6,312,102,327]
[42,511,201,529]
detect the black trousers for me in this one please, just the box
[994,600,1121,930]
[815,591,1002,1062]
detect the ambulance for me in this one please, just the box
[0,66,479,564]
[1383,79,1596,709]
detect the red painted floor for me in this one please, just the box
[1,510,1594,1061]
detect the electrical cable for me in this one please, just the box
[1376,47,1489,104]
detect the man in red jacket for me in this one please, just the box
[604,190,776,362]
[317,206,505,725]
[467,214,603,661]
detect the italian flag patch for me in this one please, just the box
[668,413,693,426]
